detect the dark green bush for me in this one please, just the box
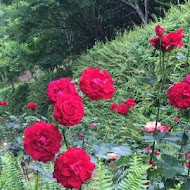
[71,2,190,143]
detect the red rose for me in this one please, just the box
[184,74,190,85]
[126,98,136,108]
[157,125,170,132]
[47,78,78,104]
[0,100,9,106]
[167,82,190,109]
[79,67,116,100]
[174,117,179,122]
[186,161,190,168]
[116,104,129,115]
[110,103,117,112]
[150,28,183,51]
[27,102,37,111]
[78,134,84,140]
[53,94,84,126]
[154,150,160,156]
[23,121,62,162]
[53,147,95,189]
[186,153,190,158]
[163,28,183,51]
[155,25,165,36]
[110,102,129,115]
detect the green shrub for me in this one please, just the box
[71,2,190,143]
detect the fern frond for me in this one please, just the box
[40,181,65,190]
[0,153,28,190]
[118,155,150,190]
[84,160,114,190]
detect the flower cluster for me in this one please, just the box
[27,102,38,111]
[23,66,118,189]
[167,74,190,109]
[53,147,95,189]
[110,98,136,115]
[0,100,9,106]
[143,121,170,133]
[150,25,183,52]
[47,77,84,126]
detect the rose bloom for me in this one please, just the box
[0,100,9,106]
[161,28,183,51]
[78,134,84,140]
[186,161,190,168]
[110,103,129,115]
[126,98,136,108]
[150,28,183,51]
[91,124,97,128]
[186,153,190,158]
[157,125,170,132]
[143,121,162,133]
[27,102,37,111]
[79,67,116,101]
[53,147,95,189]
[107,153,118,160]
[23,121,62,162]
[184,74,190,85]
[167,82,190,109]
[155,25,165,36]
[47,78,78,104]
[0,116,4,120]
[155,150,160,156]
[174,117,179,122]
[53,94,84,126]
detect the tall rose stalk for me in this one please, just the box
[148,25,184,179]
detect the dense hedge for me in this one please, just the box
[70,2,190,142]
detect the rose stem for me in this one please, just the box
[62,128,69,148]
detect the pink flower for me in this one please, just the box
[149,160,155,166]
[186,161,190,168]
[155,150,160,156]
[186,153,190,158]
[121,98,125,102]
[157,125,170,132]
[0,116,4,120]
[145,146,151,154]
[146,146,151,151]
[0,100,9,106]
[143,121,161,133]
[91,124,97,128]
[174,117,179,122]
[78,134,84,140]
[107,153,118,160]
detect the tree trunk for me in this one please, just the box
[121,0,148,26]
